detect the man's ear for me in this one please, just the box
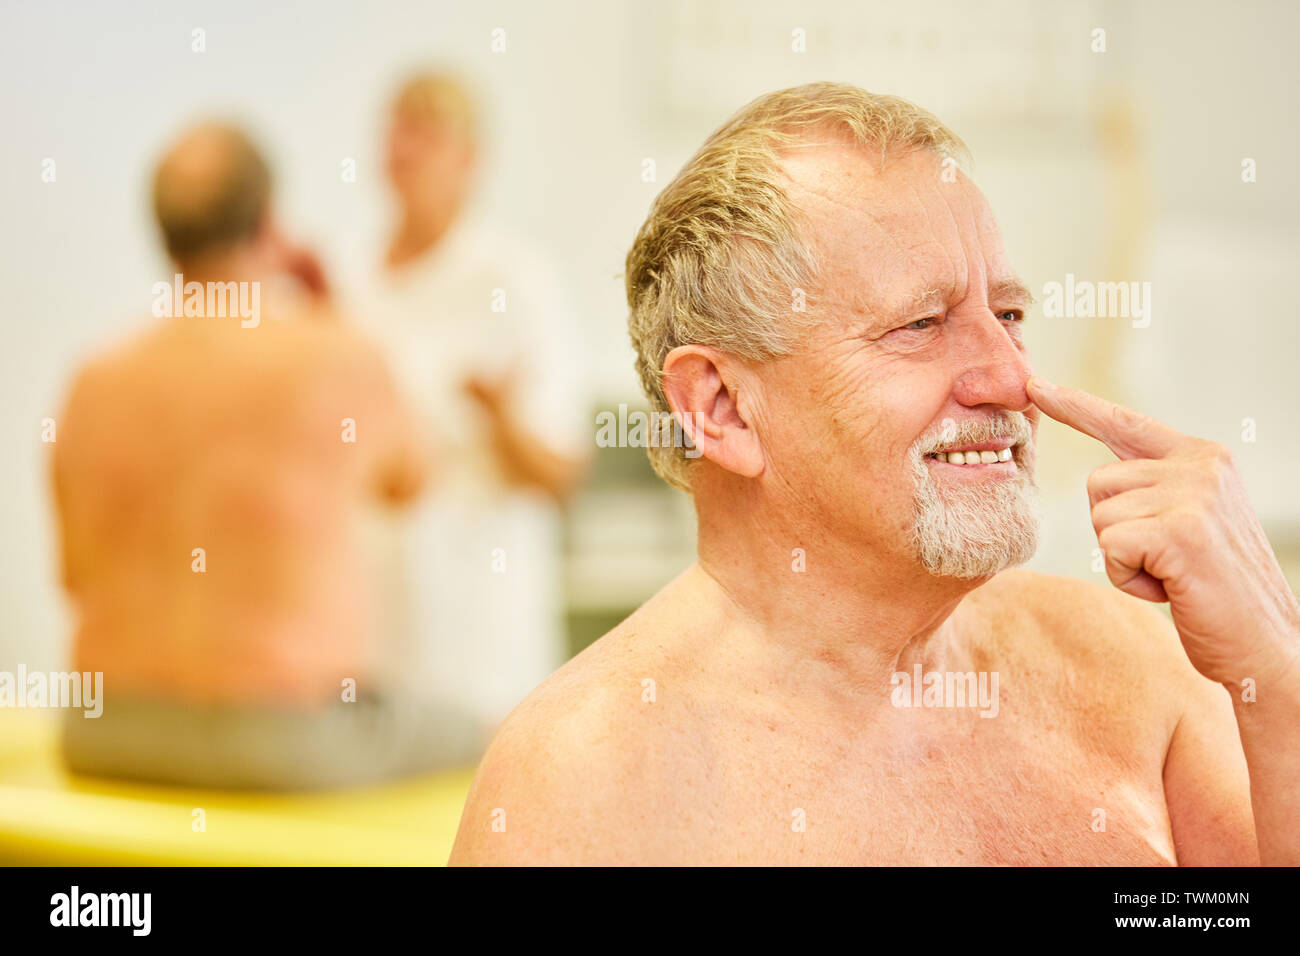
[661,346,764,478]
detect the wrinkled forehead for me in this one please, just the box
[775,140,1011,313]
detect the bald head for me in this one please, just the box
[152,123,271,262]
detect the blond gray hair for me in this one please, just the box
[624,81,970,490]
[391,70,479,142]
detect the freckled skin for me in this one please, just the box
[449,140,1257,866]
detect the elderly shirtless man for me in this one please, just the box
[52,124,454,789]
[451,82,1300,865]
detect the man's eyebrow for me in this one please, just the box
[989,277,1035,306]
[906,286,947,309]
[867,282,950,327]
[872,276,1034,325]
[884,284,950,319]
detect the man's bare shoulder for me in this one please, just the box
[484,567,718,749]
[974,568,1205,711]
[980,568,1179,651]
[249,308,391,369]
[56,339,144,434]
[448,576,708,865]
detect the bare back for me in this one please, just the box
[53,313,424,709]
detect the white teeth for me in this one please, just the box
[931,446,1017,465]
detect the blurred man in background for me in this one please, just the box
[358,72,590,750]
[53,122,460,789]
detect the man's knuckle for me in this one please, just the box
[1162,507,1202,541]
[1086,470,1106,499]
[1203,439,1233,463]
[1191,440,1237,490]
[1090,504,1106,533]
[1113,404,1145,429]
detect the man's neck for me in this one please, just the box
[692,479,986,700]
[166,254,289,328]
[173,251,263,289]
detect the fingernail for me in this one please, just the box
[1028,375,1056,391]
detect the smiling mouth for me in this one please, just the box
[925,443,1018,466]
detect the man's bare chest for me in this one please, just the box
[643,707,1177,866]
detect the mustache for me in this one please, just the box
[914,411,1034,456]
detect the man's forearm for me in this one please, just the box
[1230,643,1300,865]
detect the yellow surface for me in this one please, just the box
[0,710,474,866]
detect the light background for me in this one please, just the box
[2,0,1297,671]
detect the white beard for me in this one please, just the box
[908,413,1041,579]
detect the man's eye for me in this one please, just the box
[903,317,937,331]
[997,310,1024,322]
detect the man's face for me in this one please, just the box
[751,141,1039,578]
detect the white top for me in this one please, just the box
[356,218,589,727]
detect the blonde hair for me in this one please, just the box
[625,81,970,491]
[391,70,479,142]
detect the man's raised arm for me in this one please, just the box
[1027,375,1300,865]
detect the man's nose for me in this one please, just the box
[950,312,1033,411]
